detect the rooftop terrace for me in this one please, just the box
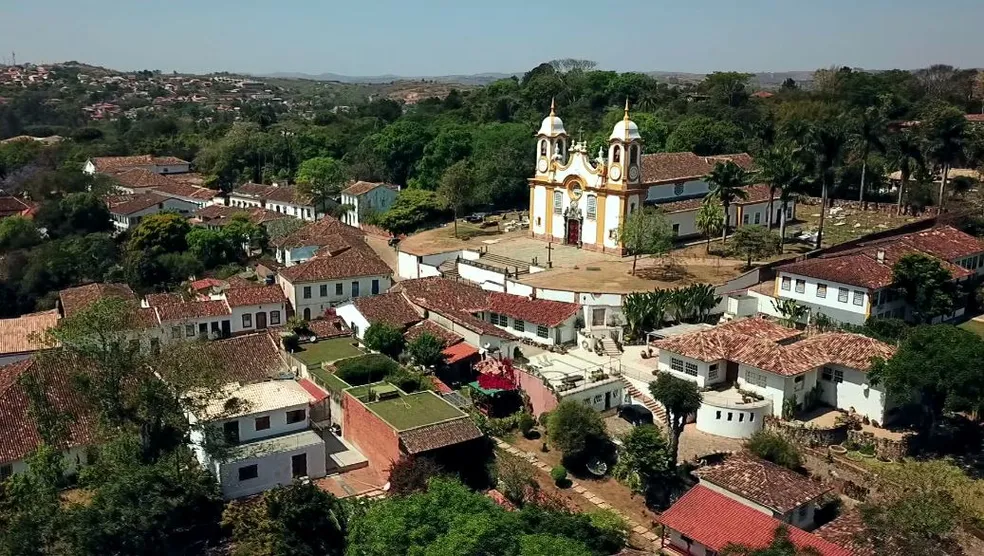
[365,390,466,431]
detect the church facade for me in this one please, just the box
[528,102,790,255]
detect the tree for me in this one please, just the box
[850,105,887,205]
[496,453,538,506]
[730,225,780,268]
[437,160,475,239]
[772,299,809,328]
[618,206,672,275]
[869,324,984,432]
[333,354,401,386]
[377,189,447,235]
[805,121,847,249]
[891,254,958,323]
[34,192,112,239]
[546,399,608,462]
[0,444,67,556]
[922,104,967,214]
[745,430,803,470]
[755,143,808,246]
[186,227,234,268]
[666,116,744,155]
[127,212,191,255]
[886,131,924,215]
[705,161,750,242]
[295,156,347,207]
[407,332,446,368]
[649,373,702,466]
[701,72,753,108]
[0,215,41,252]
[387,456,445,496]
[611,425,673,495]
[695,195,725,253]
[362,322,406,359]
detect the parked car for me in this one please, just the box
[465,212,487,223]
[617,404,654,426]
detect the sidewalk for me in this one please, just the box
[494,438,661,548]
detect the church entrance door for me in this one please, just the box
[566,219,581,246]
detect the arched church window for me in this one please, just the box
[553,190,563,214]
[630,145,639,165]
[630,202,636,214]
[613,146,621,163]
[540,140,547,156]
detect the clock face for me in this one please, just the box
[537,158,548,173]
[628,165,639,181]
[609,165,622,181]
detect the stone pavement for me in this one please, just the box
[494,438,661,548]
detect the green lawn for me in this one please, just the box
[309,368,352,394]
[366,391,465,431]
[294,338,364,368]
[959,319,984,338]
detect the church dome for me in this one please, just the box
[609,99,642,141]
[537,99,567,137]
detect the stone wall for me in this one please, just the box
[765,417,848,448]
[846,429,913,461]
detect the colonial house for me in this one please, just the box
[773,225,984,325]
[696,453,830,530]
[527,100,790,254]
[154,298,234,340]
[191,204,292,231]
[227,183,320,221]
[149,182,221,209]
[58,282,140,318]
[106,193,200,232]
[0,309,59,366]
[651,316,897,426]
[84,154,191,176]
[339,181,400,228]
[659,485,851,556]
[221,285,287,334]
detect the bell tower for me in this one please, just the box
[535,98,568,179]
[606,99,643,187]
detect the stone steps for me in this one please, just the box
[600,337,621,357]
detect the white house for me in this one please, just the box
[219,285,287,334]
[652,316,898,428]
[335,292,424,340]
[188,379,327,499]
[153,298,234,341]
[227,183,319,221]
[340,181,400,229]
[84,154,191,176]
[107,193,201,232]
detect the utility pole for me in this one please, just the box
[546,241,553,268]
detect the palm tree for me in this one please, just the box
[688,284,722,322]
[886,131,925,215]
[755,144,808,250]
[705,161,750,243]
[806,121,848,249]
[851,106,887,207]
[922,105,968,214]
[695,195,725,254]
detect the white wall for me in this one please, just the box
[343,187,398,228]
[216,440,326,499]
[696,401,767,439]
[667,530,712,556]
[735,364,790,417]
[229,302,286,334]
[284,275,391,321]
[531,185,547,236]
[819,364,889,423]
[656,351,727,389]
[5,445,91,477]
[559,379,624,411]
[210,403,310,444]
[335,302,370,339]
[647,179,710,202]
[776,272,870,326]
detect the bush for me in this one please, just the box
[587,510,629,549]
[362,322,406,359]
[486,415,519,438]
[517,412,535,438]
[745,430,803,470]
[547,400,607,461]
[387,456,444,496]
[496,454,537,506]
[333,354,401,386]
[538,411,552,428]
[550,465,568,485]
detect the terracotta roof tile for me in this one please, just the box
[353,292,421,329]
[271,216,363,249]
[697,453,830,514]
[194,205,290,226]
[205,333,286,385]
[814,510,884,556]
[305,315,352,339]
[145,292,185,307]
[231,183,312,205]
[875,225,984,261]
[487,291,579,328]
[224,285,286,307]
[399,278,515,339]
[659,485,851,556]
[342,181,399,196]
[110,167,174,189]
[106,192,168,215]
[278,238,392,283]
[399,417,483,454]
[0,310,59,356]
[156,300,231,322]
[151,182,219,200]
[404,320,462,347]
[59,283,137,318]
[0,196,35,218]
[641,152,754,185]
[657,183,776,214]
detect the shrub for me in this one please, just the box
[550,465,568,485]
[362,322,406,359]
[587,510,629,549]
[517,412,535,438]
[387,456,444,496]
[547,400,608,461]
[496,454,537,506]
[333,354,401,386]
[745,430,803,470]
[538,411,552,428]
[485,415,518,438]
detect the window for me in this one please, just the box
[335,283,343,295]
[834,369,844,383]
[292,453,308,478]
[750,413,755,422]
[238,464,258,481]
[303,286,312,299]
[254,416,270,431]
[670,358,684,373]
[591,308,606,327]
[303,308,311,320]
[781,277,791,291]
[613,145,621,163]
[745,370,767,388]
[150,338,160,355]
[320,284,328,297]
[286,409,306,424]
[586,195,597,220]
[0,463,11,481]
[514,319,525,332]
[727,412,733,421]
[716,411,722,420]
[171,326,181,339]
[742,214,749,225]
[822,367,833,381]
[816,283,827,298]
[223,421,239,445]
[199,323,208,336]
[794,279,805,294]
[853,290,864,306]
[838,288,849,303]
[684,362,698,377]
[739,413,744,422]
[242,313,253,328]
[553,191,563,214]
[794,375,805,391]
[708,364,719,381]
[489,313,500,326]
[372,279,380,295]
[594,395,602,403]
[537,325,548,338]
[630,145,639,165]
[754,212,761,225]
[674,183,685,196]
[270,311,281,325]
[351,281,360,298]
[540,139,547,156]
[672,223,680,236]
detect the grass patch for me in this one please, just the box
[309,368,351,394]
[367,391,465,431]
[959,319,984,338]
[293,338,363,368]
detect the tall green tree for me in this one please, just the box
[407,333,446,368]
[127,213,191,255]
[618,206,672,275]
[921,104,967,214]
[295,156,348,207]
[891,254,959,323]
[362,322,407,359]
[705,161,750,242]
[805,121,848,249]
[649,373,702,467]
[546,399,608,462]
[850,105,887,205]
[437,160,475,239]
[755,143,808,247]
[886,131,924,215]
[695,195,725,254]
[0,215,41,252]
[730,225,781,268]
[611,425,673,495]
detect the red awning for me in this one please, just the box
[298,378,329,403]
[442,342,479,365]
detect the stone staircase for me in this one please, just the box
[356,488,387,500]
[600,337,621,357]
[480,253,530,275]
[622,379,667,427]
[438,260,459,279]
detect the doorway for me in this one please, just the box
[726,361,740,384]
[256,311,267,330]
[291,453,308,478]
[604,391,611,410]
[566,219,581,246]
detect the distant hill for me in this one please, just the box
[258,71,517,86]
[647,70,817,89]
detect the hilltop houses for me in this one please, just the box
[339,181,400,229]
[227,182,321,221]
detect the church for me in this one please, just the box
[528,101,789,255]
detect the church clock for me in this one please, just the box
[537,158,548,173]
[628,166,639,181]
[608,165,622,181]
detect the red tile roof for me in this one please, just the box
[659,486,852,556]
[151,182,219,201]
[279,246,392,283]
[342,181,399,196]
[487,291,579,328]
[404,320,462,348]
[189,278,227,292]
[697,453,830,514]
[0,356,100,465]
[399,417,483,454]
[305,315,352,339]
[59,283,137,318]
[641,152,754,185]
[352,292,422,329]
[442,342,478,364]
[0,196,36,218]
[866,225,984,262]
[110,167,173,189]
[205,333,286,385]
[106,192,168,215]
[658,183,777,214]
[91,154,189,173]
[814,510,892,556]
[0,310,59,356]
[271,216,362,250]
[399,278,514,339]
[231,182,312,205]
[223,285,286,307]
[194,205,290,226]
[155,299,231,322]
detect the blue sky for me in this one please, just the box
[2,0,982,76]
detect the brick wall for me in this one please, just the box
[514,367,558,417]
[341,393,402,473]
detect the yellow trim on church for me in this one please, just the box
[545,186,554,238]
[596,191,607,247]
